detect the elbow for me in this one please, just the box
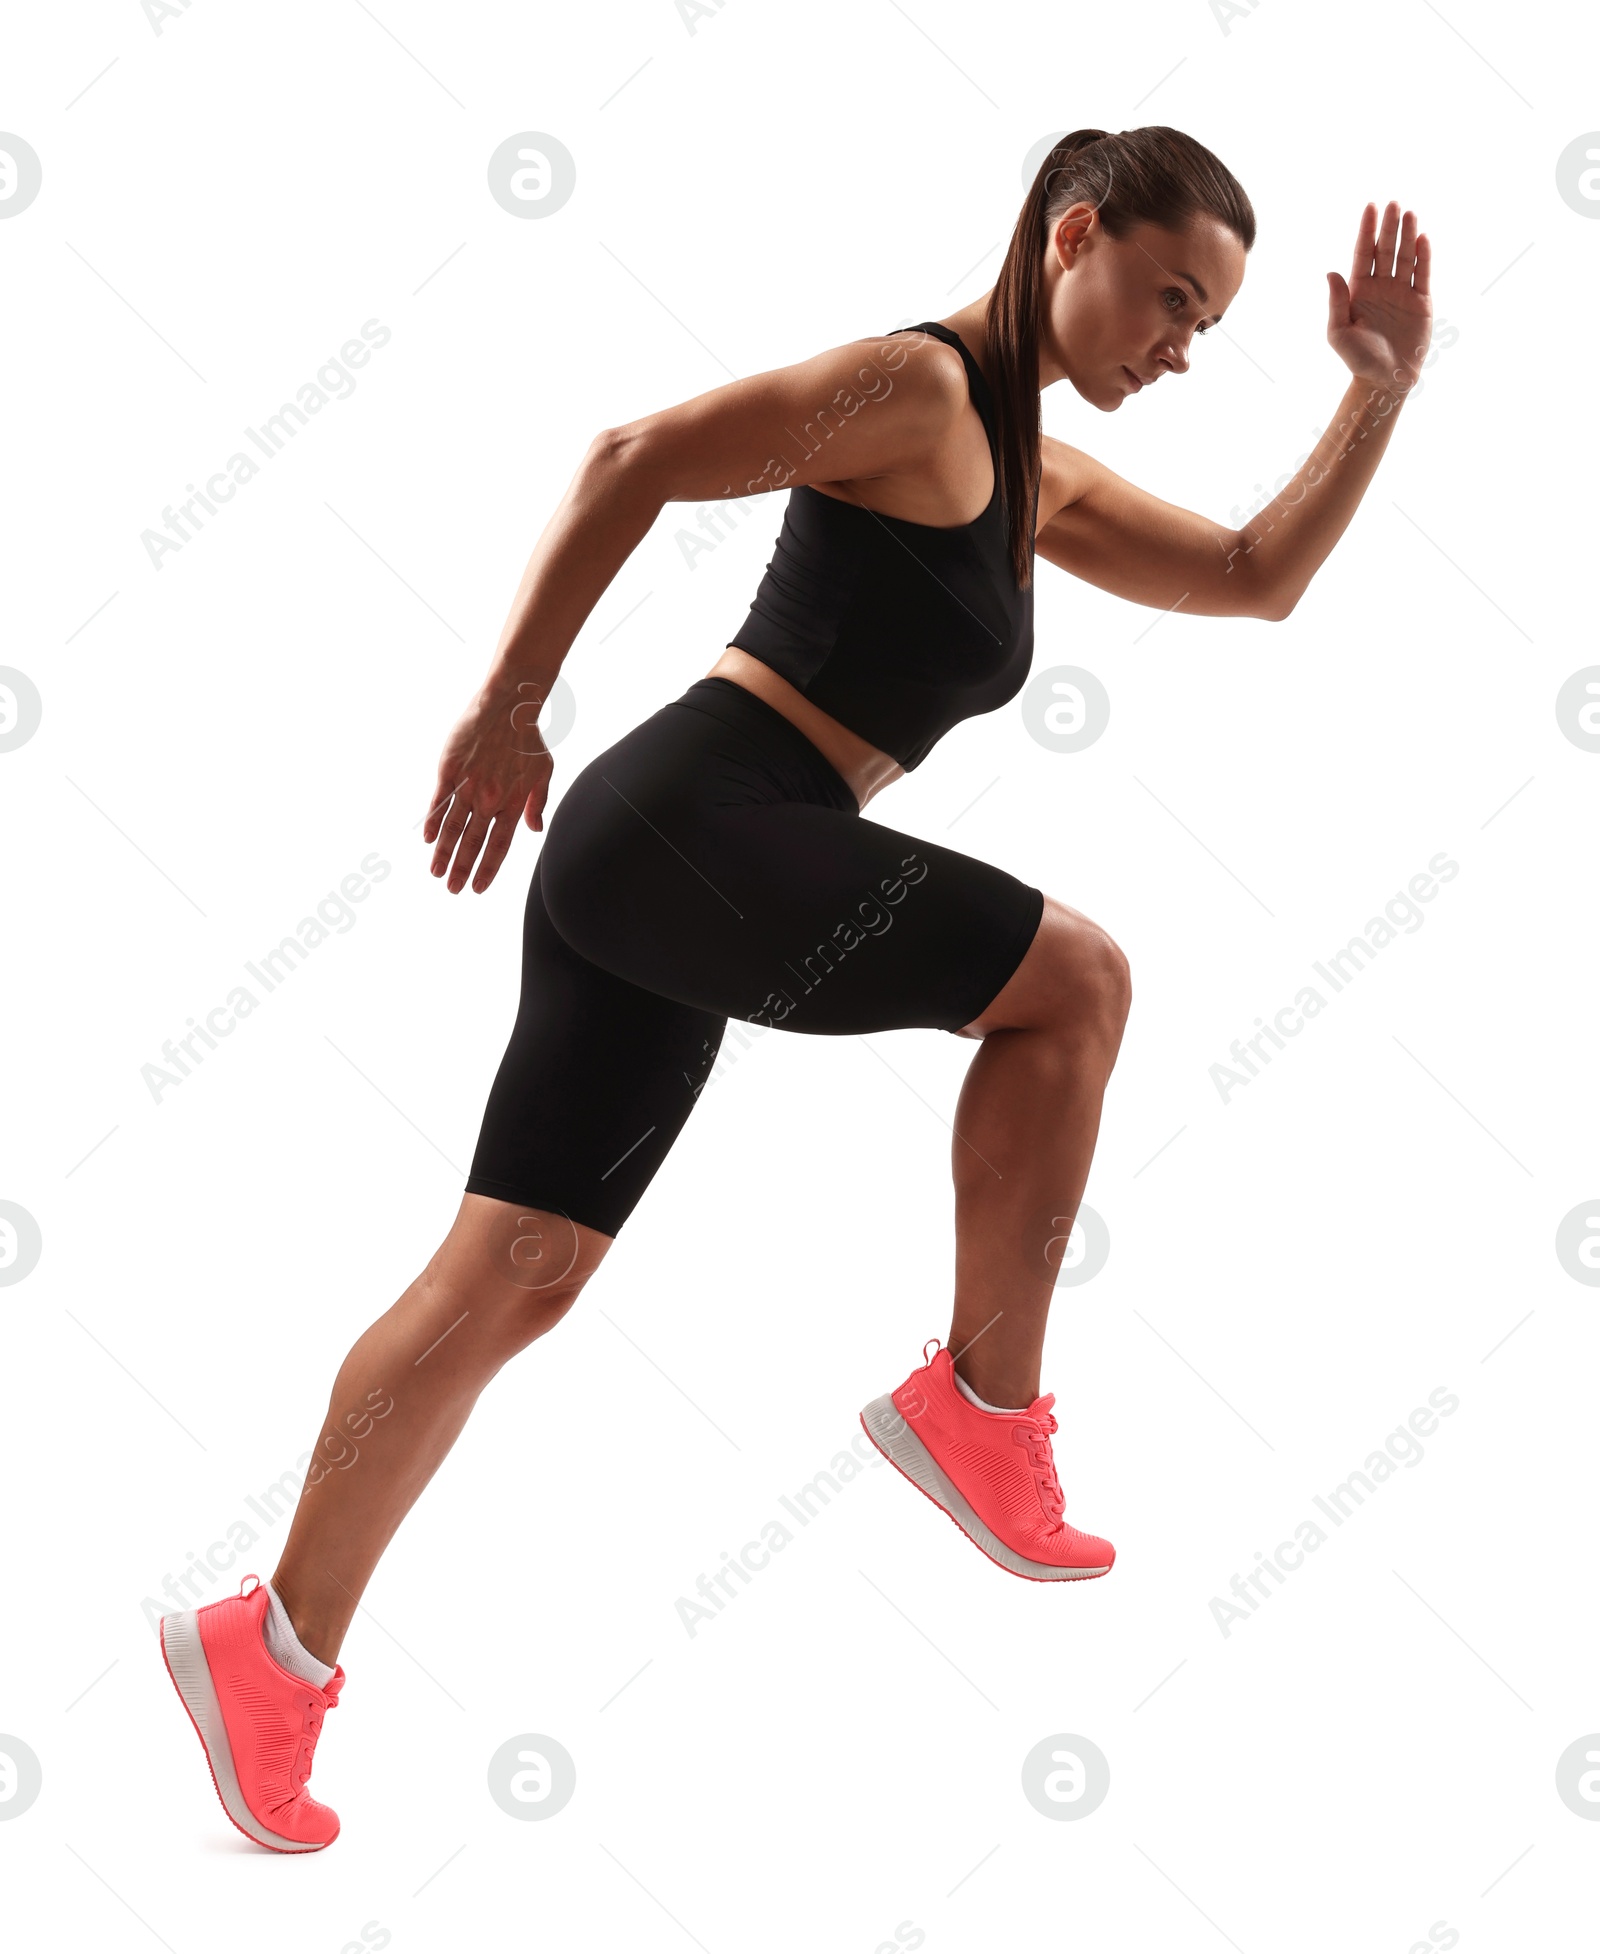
[586,421,661,490]
[586,425,630,466]
[1222,547,1297,622]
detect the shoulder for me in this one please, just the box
[612,329,967,506]
[787,330,971,487]
[757,329,971,456]
[869,326,971,395]
[830,328,972,434]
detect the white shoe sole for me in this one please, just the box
[859,1392,1112,1581]
[160,1610,330,1852]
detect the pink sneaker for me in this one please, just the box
[160,1573,344,1851]
[861,1341,1115,1581]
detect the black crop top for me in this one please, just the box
[726,321,1036,772]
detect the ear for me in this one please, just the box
[1053,202,1097,269]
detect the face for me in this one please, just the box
[1041,206,1247,409]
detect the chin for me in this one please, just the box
[1069,374,1117,412]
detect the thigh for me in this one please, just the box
[722,802,1045,1034]
[540,708,1044,1037]
[466,850,727,1240]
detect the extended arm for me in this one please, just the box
[1035,375,1409,622]
[1036,199,1431,624]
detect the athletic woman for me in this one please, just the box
[159,127,1432,1850]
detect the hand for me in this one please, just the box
[1327,200,1433,398]
[423,676,554,893]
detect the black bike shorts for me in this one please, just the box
[465,676,1044,1237]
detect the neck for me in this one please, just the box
[940,296,997,392]
[943,292,1057,400]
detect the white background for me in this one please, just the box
[3,0,1596,1948]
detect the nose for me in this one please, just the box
[1154,337,1189,378]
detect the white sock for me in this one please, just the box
[952,1370,1027,1415]
[262,1581,337,1688]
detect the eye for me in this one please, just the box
[1163,287,1212,334]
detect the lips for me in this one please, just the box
[1121,365,1144,392]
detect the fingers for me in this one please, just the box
[421,777,456,844]
[1374,199,1400,277]
[428,789,475,878]
[1351,200,1377,286]
[1412,230,1432,298]
[425,788,512,891]
[1393,207,1417,280]
[471,814,520,893]
[439,803,496,894]
[1355,201,1426,285]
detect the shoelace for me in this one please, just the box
[295,1707,319,1787]
[295,1701,327,1788]
[1019,1396,1066,1524]
[292,1669,340,1790]
[933,1350,1069,1525]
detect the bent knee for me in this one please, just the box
[460,1258,596,1364]
[1030,899,1132,1035]
[445,1196,611,1330]
[1093,929,1133,1024]
[962,897,1131,1037]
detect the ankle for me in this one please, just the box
[289,1618,342,1672]
[267,1574,342,1671]
[952,1364,1034,1413]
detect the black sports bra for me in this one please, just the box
[726,320,1036,772]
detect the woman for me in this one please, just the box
[159,126,1432,1850]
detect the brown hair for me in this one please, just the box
[987,126,1257,587]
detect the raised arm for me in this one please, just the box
[423,332,962,893]
[1036,199,1432,624]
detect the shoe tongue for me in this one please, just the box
[1025,1391,1056,1421]
[323,1666,346,1705]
